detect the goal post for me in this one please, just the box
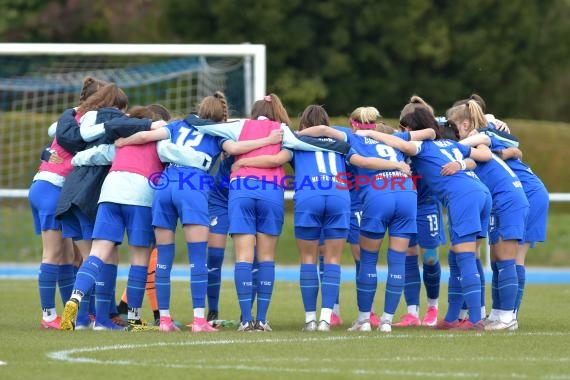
[0,43,265,258]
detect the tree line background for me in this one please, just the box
[1,0,568,121]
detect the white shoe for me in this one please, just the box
[347,319,372,332]
[302,320,317,332]
[317,320,330,332]
[379,320,392,333]
[484,319,518,331]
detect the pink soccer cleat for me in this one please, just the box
[451,320,485,331]
[369,312,380,328]
[41,316,61,330]
[159,316,180,332]
[330,312,343,327]
[393,313,421,327]
[433,319,460,330]
[190,317,218,333]
[422,306,439,327]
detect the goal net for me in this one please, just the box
[0,43,265,259]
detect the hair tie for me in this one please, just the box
[264,95,272,102]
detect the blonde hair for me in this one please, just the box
[250,93,291,126]
[446,99,487,133]
[349,106,380,124]
[198,91,228,122]
[399,95,435,120]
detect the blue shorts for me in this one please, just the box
[359,190,417,240]
[60,206,94,241]
[209,202,229,235]
[523,186,549,247]
[152,184,209,230]
[228,178,284,236]
[29,180,61,234]
[92,202,154,247]
[489,205,529,245]
[409,202,446,248]
[447,189,492,245]
[294,193,350,240]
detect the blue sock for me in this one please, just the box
[155,244,175,310]
[445,252,463,322]
[256,261,275,323]
[384,249,406,314]
[318,254,325,281]
[109,288,118,316]
[300,263,319,312]
[423,261,441,300]
[515,265,526,317]
[207,247,225,313]
[496,259,518,311]
[75,256,104,295]
[188,242,208,309]
[127,265,148,309]
[456,252,482,323]
[491,261,499,310]
[57,264,75,306]
[38,263,58,310]
[404,255,420,308]
[77,288,93,325]
[476,258,485,309]
[251,253,259,305]
[95,264,117,324]
[321,263,341,310]
[357,248,378,313]
[235,262,253,322]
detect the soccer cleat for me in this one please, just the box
[40,316,61,330]
[190,318,218,333]
[237,321,255,332]
[110,315,127,327]
[125,319,159,331]
[433,319,459,330]
[60,299,79,331]
[369,312,380,328]
[347,319,372,332]
[159,316,181,332]
[317,320,331,332]
[484,319,518,331]
[302,320,317,332]
[330,312,343,327]
[75,316,94,330]
[422,306,439,327]
[451,320,485,331]
[379,320,392,333]
[393,313,421,327]
[253,320,273,332]
[93,321,126,331]
[207,310,219,322]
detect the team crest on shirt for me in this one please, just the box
[210,217,218,227]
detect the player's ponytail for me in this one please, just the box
[198,91,228,122]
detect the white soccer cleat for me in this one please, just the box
[302,320,317,332]
[347,319,372,332]
[317,320,330,332]
[379,320,392,333]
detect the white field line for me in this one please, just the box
[46,333,570,379]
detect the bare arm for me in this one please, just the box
[222,129,283,155]
[441,158,477,176]
[231,150,292,172]
[459,133,491,147]
[355,130,418,156]
[297,125,345,140]
[469,144,492,162]
[408,128,436,141]
[495,147,523,160]
[114,128,169,147]
[349,154,411,175]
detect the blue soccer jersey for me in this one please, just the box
[291,148,347,195]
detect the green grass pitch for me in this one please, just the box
[0,279,569,380]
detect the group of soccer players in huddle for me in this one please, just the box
[29,76,548,333]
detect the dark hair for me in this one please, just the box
[77,83,128,113]
[400,107,442,139]
[440,120,460,141]
[78,76,108,105]
[250,93,291,126]
[128,105,156,120]
[147,104,171,121]
[299,105,329,130]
